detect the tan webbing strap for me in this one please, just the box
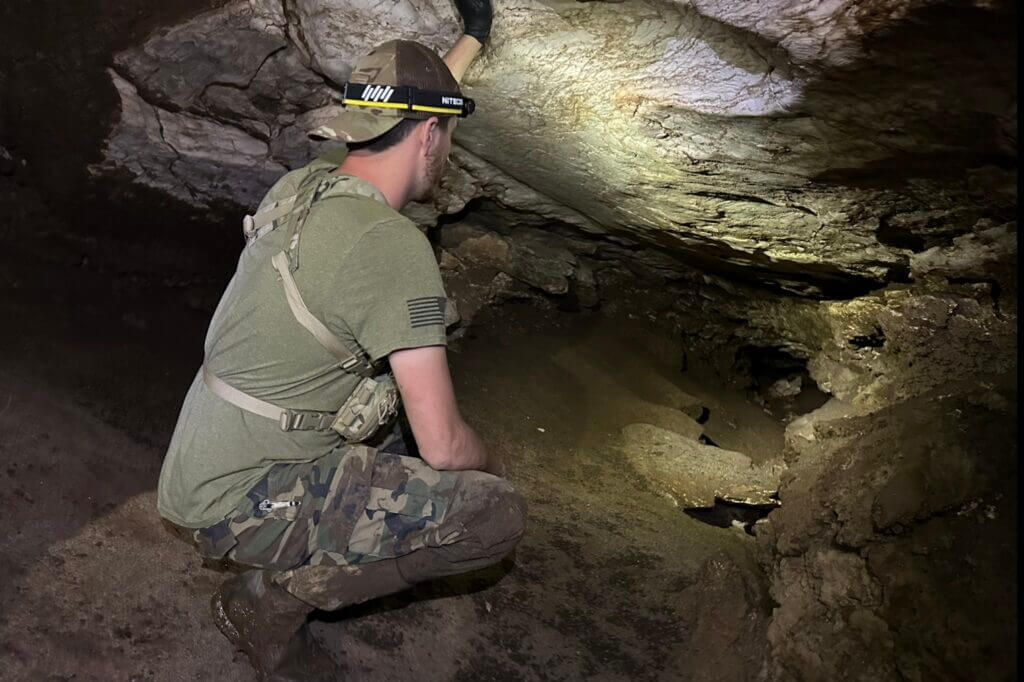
[203,365,282,421]
[255,195,298,226]
[281,171,330,272]
[270,251,366,373]
[202,366,336,431]
[243,195,299,243]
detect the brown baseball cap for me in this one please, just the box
[310,40,461,144]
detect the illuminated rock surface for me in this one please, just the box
[100,0,1016,294]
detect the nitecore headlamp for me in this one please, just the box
[342,82,476,118]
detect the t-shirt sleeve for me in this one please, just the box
[335,219,449,361]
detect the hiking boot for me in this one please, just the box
[211,569,339,681]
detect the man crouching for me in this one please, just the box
[157,4,526,678]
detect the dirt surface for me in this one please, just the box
[0,173,791,678]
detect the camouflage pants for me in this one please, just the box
[190,425,526,610]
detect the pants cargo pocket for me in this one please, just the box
[344,452,458,561]
[223,462,318,571]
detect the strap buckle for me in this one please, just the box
[341,356,369,373]
[279,409,334,432]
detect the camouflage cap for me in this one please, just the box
[310,40,461,144]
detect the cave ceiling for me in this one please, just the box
[99,0,1017,295]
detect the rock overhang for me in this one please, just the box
[96,0,1017,296]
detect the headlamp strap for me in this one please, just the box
[342,83,475,118]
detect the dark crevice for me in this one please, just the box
[876,213,927,252]
[734,346,809,390]
[848,326,886,349]
[684,497,780,535]
[426,197,485,246]
[733,345,831,418]
[690,191,777,206]
[697,433,718,447]
[885,262,913,284]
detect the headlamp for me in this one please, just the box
[342,82,476,118]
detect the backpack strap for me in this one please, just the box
[270,251,373,375]
[239,165,381,376]
[239,153,342,245]
[242,195,298,243]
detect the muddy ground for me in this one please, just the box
[0,170,797,679]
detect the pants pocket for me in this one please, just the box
[344,453,458,560]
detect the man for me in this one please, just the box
[157,2,526,679]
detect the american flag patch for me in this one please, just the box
[407,296,446,329]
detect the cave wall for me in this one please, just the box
[11,0,1016,679]
[98,0,1016,296]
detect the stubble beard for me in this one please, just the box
[413,148,448,203]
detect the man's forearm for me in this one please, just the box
[443,35,483,83]
[445,418,489,470]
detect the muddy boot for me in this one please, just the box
[211,569,339,681]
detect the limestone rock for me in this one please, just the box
[756,385,1017,682]
[675,551,771,682]
[671,268,1016,409]
[98,0,1015,293]
[622,422,781,508]
[100,71,288,208]
[910,219,1017,290]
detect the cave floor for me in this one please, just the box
[0,198,785,680]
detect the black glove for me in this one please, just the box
[454,0,492,43]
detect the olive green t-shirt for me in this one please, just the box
[157,159,448,528]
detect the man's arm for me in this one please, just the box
[443,36,483,83]
[444,0,492,82]
[389,345,500,474]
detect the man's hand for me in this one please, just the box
[389,345,491,472]
[454,0,492,44]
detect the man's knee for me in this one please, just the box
[450,472,527,554]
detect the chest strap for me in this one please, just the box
[209,166,387,432]
[270,251,368,373]
[202,366,335,432]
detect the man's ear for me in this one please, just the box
[421,116,443,154]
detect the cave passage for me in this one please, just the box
[0,0,1016,679]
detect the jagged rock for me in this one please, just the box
[675,551,771,682]
[440,222,511,269]
[98,0,1015,294]
[755,385,1017,682]
[910,219,1017,290]
[670,267,1015,410]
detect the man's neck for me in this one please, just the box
[336,151,411,210]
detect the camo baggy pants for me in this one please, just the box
[188,423,526,610]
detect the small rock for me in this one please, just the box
[767,376,802,399]
[0,145,16,175]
